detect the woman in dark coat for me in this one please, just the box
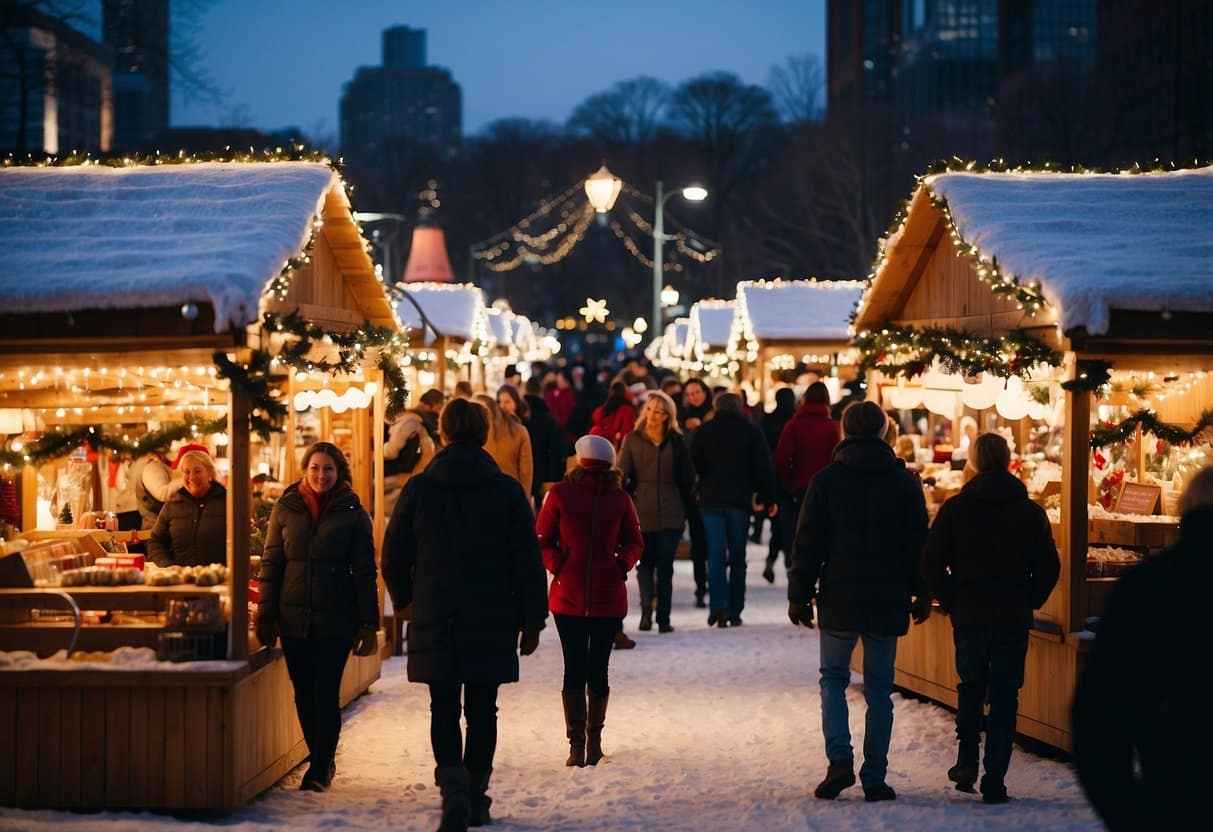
[758,387,797,582]
[537,434,643,768]
[383,398,549,831]
[256,442,379,793]
[147,447,227,567]
[921,432,1060,803]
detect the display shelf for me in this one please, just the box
[0,585,226,611]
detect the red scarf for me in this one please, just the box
[299,480,345,522]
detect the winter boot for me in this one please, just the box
[585,690,610,766]
[814,759,856,800]
[435,766,470,832]
[612,630,636,649]
[863,782,897,802]
[980,774,1009,804]
[468,769,492,827]
[948,741,979,793]
[561,689,587,767]
[707,607,729,627]
[639,606,653,631]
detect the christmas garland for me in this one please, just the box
[1090,409,1213,449]
[855,324,1062,380]
[213,350,288,439]
[0,414,227,468]
[1060,360,1114,395]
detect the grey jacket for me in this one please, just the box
[618,430,695,533]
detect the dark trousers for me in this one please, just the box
[953,625,1030,781]
[686,505,708,597]
[281,636,353,769]
[554,614,619,696]
[765,487,792,568]
[428,681,500,772]
[637,529,681,626]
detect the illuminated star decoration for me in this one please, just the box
[579,297,609,324]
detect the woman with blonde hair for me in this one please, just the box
[618,390,696,634]
[476,392,534,497]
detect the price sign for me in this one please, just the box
[1115,482,1161,515]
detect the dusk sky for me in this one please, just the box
[172,0,826,137]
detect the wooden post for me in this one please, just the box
[226,389,251,661]
[1061,354,1091,635]
[1135,422,1146,483]
[370,361,386,619]
[284,371,298,484]
[20,464,36,530]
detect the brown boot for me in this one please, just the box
[585,690,610,766]
[612,631,636,649]
[561,690,586,767]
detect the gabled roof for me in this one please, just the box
[687,300,735,356]
[855,166,1213,335]
[398,282,487,343]
[0,161,392,332]
[735,279,863,343]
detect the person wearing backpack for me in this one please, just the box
[383,410,436,516]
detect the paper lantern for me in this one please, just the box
[922,364,963,416]
[995,376,1030,420]
[961,373,1003,411]
[889,382,923,410]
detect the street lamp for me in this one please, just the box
[652,180,707,341]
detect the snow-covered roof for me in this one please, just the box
[688,300,735,357]
[0,161,341,332]
[867,167,1213,336]
[512,315,538,354]
[735,279,863,344]
[397,282,487,342]
[485,305,513,348]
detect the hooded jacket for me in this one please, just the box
[690,410,776,510]
[147,481,227,567]
[382,442,549,683]
[921,470,1060,628]
[256,483,378,641]
[789,436,928,635]
[774,403,840,494]
[537,470,644,618]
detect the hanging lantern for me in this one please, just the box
[961,373,1003,411]
[584,165,622,213]
[922,363,964,416]
[995,376,1031,420]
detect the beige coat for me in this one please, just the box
[485,420,533,497]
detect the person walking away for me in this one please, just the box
[522,378,570,508]
[590,382,637,450]
[256,442,379,792]
[690,392,776,627]
[787,401,931,802]
[618,391,695,635]
[1072,465,1213,831]
[759,387,797,582]
[544,368,578,443]
[536,435,643,766]
[147,446,226,567]
[774,382,840,581]
[476,393,533,500]
[920,432,1060,803]
[382,399,548,830]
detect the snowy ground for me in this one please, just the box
[3,537,1103,831]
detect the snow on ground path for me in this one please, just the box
[3,537,1102,831]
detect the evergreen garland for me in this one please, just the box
[855,324,1062,380]
[1060,360,1114,395]
[1090,409,1213,449]
[213,351,287,439]
[0,414,227,468]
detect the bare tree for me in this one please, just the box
[566,76,670,146]
[767,52,825,124]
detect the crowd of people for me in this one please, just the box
[246,353,1208,832]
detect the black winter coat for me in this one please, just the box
[524,394,569,488]
[257,483,379,641]
[789,436,928,635]
[689,410,775,510]
[147,481,227,567]
[1072,508,1213,832]
[382,442,549,684]
[920,471,1059,628]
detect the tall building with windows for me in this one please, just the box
[0,5,112,154]
[102,0,170,151]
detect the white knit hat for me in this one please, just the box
[575,434,616,467]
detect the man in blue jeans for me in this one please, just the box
[922,432,1059,803]
[788,400,930,802]
[690,392,776,627]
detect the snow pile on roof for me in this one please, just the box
[737,279,863,341]
[0,162,337,332]
[397,282,487,342]
[485,305,513,347]
[689,300,735,352]
[927,167,1213,335]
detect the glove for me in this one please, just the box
[353,626,378,657]
[518,623,542,656]
[788,601,814,628]
[911,595,933,625]
[255,620,277,649]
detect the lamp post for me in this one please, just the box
[585,166,707,342]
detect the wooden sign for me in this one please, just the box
[1115,481,1161,516]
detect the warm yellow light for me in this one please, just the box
[633,317,648,334]
[584,165,622,213]
[579,298,610,324]
[681,186,708,202]
[660,285,680,307]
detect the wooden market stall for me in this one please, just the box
[684,300,737,384]
[650,316,692,376]
[728,279,864,406]
[397,281,490,395]
[0,156,404,810]
[851,163,1213,751]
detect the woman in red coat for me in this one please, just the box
[536,434,643,767]
[589,382,637,450]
